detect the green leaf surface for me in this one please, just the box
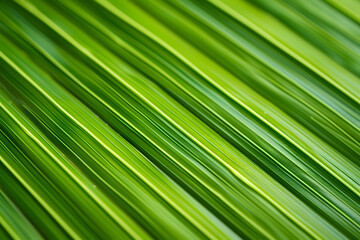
[0,0,359,239]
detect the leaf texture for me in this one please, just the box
[0,0,359,239]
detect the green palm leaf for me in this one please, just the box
[0,0,359,239]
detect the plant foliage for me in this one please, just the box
[0,0,359,239]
